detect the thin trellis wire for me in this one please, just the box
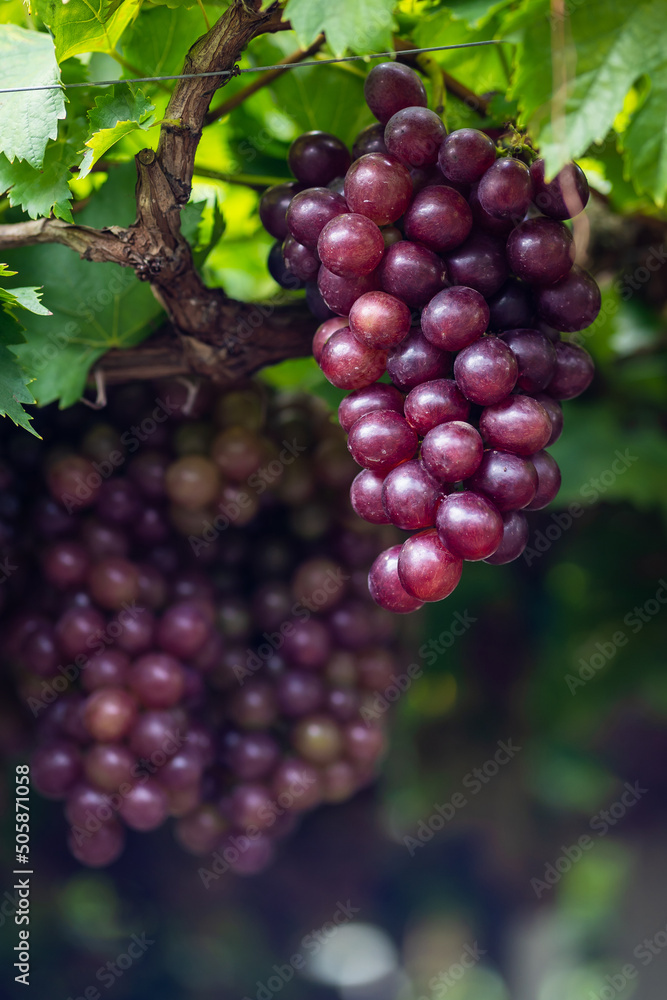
[0,40,503,95]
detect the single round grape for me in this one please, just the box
[421,286,489,351]
[56,606,106,659]
[329,599,376,650]
[404,185,472,252]
[445,232,509,297]
[422,420,484,482]
[276,670,325,717]
[65,782,113,827]
[348,290,411,349]
[156,601,211,659]
[174,805,227,856]
[338,382,404,433]
[507,217,575,285]
[468,183,515,237]
[326,687,360,721]
[397,529,463,601]
[317,265,381,315]
[211,426,264,481]
[288,131,351,186]
[47,454,100,509]
[20,624,58,676]
[68,820,125,868]
[436,491,503,561]
[283,618,331,670]
[344,153,413,225]
[282,234,320,282]
[364,62,427,124]
[306,280,336,320]
[129,708,185,758]
[81,518,129,560]
[321,760,359,802]
[533,393,563,445]
[292,714,343,764]
[536,266,601,332]
[82,687,138,742]
[350,469,390,524]
[31,741,81,798]
[226,732,280,781]
[87,556,139,610]
[317,213,385,278]
[259,181,302,240]
[96,479,141,524]
[129,652,186,708]
[286,188,347,248]
[118,778,168,831]
[368,544,424,613]
[319,326,387,390]
[546,340,595,398]
[404,379,470,435]
[483,510,529,564]
[292,556,347,612]
[344,721,386,763]
[312,316,348,364]
[271,758,322,811]
[228,680,277,729]
[82,650,130,692]
[347,410,418,473]
[379,241,447,308]
[530,159,590,220]
[43,541,89,588]
[165,455,221,509]
[84,743,135,792]
[133,506,169,545]
[454,336,518,405]
[438,127,496,183]
[114,610,155,656]
[477,158,533,221]
[352,122,388,158]
[384,107,446,167]
[487,279,535,332]
[387,328,451,390]
[33,497,72,538]
[479,395,552,456]
[525,449,561,510]
[381,459,442,529]
[499,328,557,392]
[157,747,203,790]
[466,449,538,511]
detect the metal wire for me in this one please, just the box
[0,40,502,95]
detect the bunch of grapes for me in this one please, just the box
[0,382,400,872]
[260,60,599,614]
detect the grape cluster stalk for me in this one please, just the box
[260,61,599,613]
[0,383,401,871]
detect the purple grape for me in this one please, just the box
[259,182,302,240]
[347,410,418,473]
[348,290,411,349]
[368,545,424,613]
[158,747,204,790]
[536,266,601,332]
[436,491,503,561]
[479,395,552,456]
[228,680,277,729]
[129,708,187,758]
[477,158,533,221]
[387,328,451,390]
[282,235,320,281]
[268,241,300,288]
[313,316,348,363]
[82,650,130,692]
[31,741,82,799]
[445,232,509,297]
[317,213,385,278]
[344,153,413,225]
[20,624,58,676]
[530,159,590,220]
[380,241,447,308]
[96,479,140,524]
[83,688,138,742]
[403,185,472,252]
[306,280,336,320]
[421,286,489,351]
[286,188,347,248]
[157,601,211,659]
[338,382,404,433]
[56,606,106,659]
[129,653,186,708]
[483,510,529,564]
[352,123,388,158]
[43,541,89,588]
[507,217,575,285]
[119,778,168,831]
[319,326,387,390]
[397,530,462,602]
[487,279,535,331]
[466,449,538,511]
[438,128,496,183]
[84,743,134,792]
[317,265,381,315]
[404,379,470,435]
[288,131,351,186]
[271,758,322,810]
[525,450,561,510]
[533,393,563,445]
[499,328,557,392]
[88,556,139,610]
[68,820,125,868]
[283,619,331,670]
[350,469,390,524]
[381,459,442,529]
[546,340,595,398]
[422,420,484,483]
[384,107,446,167]
[364,63,427,124]
[468,183,515,236]
[454,336,518,405]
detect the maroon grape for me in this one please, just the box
[380,241,447,308]
[352,122,388,158]
[350,469,390,524]
[283,234,320,281]
[536,266,601,332]
[364,62,427,124]
[499,328,557,392]
[479,395,552,456]
[317,213,385,278]
[546,341,595,398]
[259,182,302,240]
[421,286,489,352]
[317,265,381,315]
[438,128,496,183]
[483,510,529,564]
[344,153,412,225]
[312,316,348,364]
[397,530,463,602]
[436,491,503,561]
[532,393,563,445]
[387,328,451,390]
[454,336,518,405]
[31,741,81,798]
[319,327,387,390]
[404,379,469,435]
[530,159,589,220]
[507,217,575,285]
[288,131,351,186]
[446,231,509,297]
[338,383,404,433]
[422,420,484,483]
[385,107,446,167]
[487,278,535,332]
[286,188,347,248]
[381,459,442,529]
[466,449,538,511]
[368,545,424,613]
[525,450,562,510]
[403,185,472,252]
[477,158,533,221]
[348,290,411,349]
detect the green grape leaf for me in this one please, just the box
[0,342,38,436]
[506,0,667,179]
[0,285,51,316]
[619,62,667,205]
[0,121,86,222]
[37,0,142,63]
[79,86,156,179]
[0,25,66,168]
[285,0,397,56]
